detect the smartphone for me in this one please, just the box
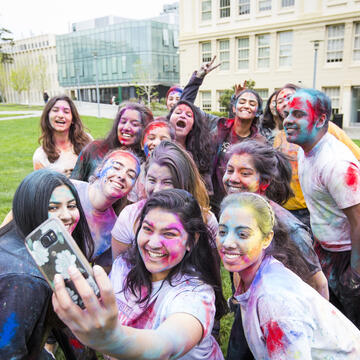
[25,217,100,308]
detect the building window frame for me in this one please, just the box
[239,0,250,15]
[281,0,294,7]
[218,39,230,71]
[278,31,293,67]
[353,22,360,62]
[326,24,345,63]
[257,34,270,69]
[201,91,212,111]
[219,0,230,18]
[201,42,212,63]
[237,37,249,70]
[259,0,272,11]
[201,0,212,21]
[323,86,340,114]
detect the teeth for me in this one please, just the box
[122,133,132,138]
[225,253,241,259]
[148,251,165,258]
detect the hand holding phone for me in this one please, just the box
[25,217,100,308]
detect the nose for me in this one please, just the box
[219,232,237,249]
[115,167,126,181]
[58,206,71,222]
[147,233,162,248]
[152,138,161,148]
[153,182,163,193]
[122,120,132,131]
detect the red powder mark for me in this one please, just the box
[305,100,316,130]
[70,338,84,349]
[345,163,359,191]
[259,183,269,194]
[288,96,303,110]
[263,320,285,355]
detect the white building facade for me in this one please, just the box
[2,34,64,104]
[179,0,360,128]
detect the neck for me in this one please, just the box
[274,116,283,130]
[88,182,116,212]
[233,116,253,138]
[53,131,71,151]
[175,137,186,149]
[237,254,264,293]
[301,130,326,154]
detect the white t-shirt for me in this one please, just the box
[72,180,117,262]
[111,200,218,248]
[109,258,224,360]
[298,133,360,251]
[236,256,360,360]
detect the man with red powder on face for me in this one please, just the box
[284,88,360,329]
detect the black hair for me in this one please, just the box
[261,90,279,131]
[226,140,294,205]
[7,169,94,259]
[167,100,213,175]
[124,189,228,320]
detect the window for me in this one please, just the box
[237,37,249,69]
[201,42,212,62]
[255,89,269,102]
[101,58,107,74]
[323,87,340,113]
[220,0,230,18]
[202,0,212,21]
[217,90,227,112]
[111,57,118,73]
[259,0,271,11]
[219,39,230,70]
[354,23,360,61]
[281,0,294,7]
[278,31,292,67]
[163,55,170,71]
[327,24,344,63]
[163,29,169,46]
[173,30,179,47]
[257,34,270,68]
[201,91,212,111]
[239,0,250,15]
[122,56,126,73]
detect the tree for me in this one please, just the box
[10,65,32,102]
[219,79,256,114]
[0,64,8,102]
[0,27,15,64]
[133,59,158,107]
[34,54,48,94]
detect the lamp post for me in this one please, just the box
[93,52,100,118]
[311,40,321,89]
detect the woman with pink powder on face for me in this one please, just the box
[218,192,360,360]
[52,189,227,360]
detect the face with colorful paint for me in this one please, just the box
[145,163,174,197]
[48,100,73,133]
[235,92,258,121]
[283,94,324,149]
[48,185,80,234]
[169,104,194,141]
[276,88,295,120]
[223,154,264,195]
[166,91,181,110]
[142,125,172,157]
[98,152,139,199]
[137,207,189,281]
[117,109,143,146]
[269,93,278,117]
[217,204,271,274]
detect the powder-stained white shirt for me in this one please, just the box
[236,256,360,359]
[298,133,360,251]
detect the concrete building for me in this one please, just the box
[2,34,64,104]
[57,4,179,104]
[179,0,360,129]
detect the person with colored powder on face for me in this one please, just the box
[167,100,214,194]
[128,119,176,203]
[273,83,360,229]
[71,150,140,273]
[221,140,328,360]
[166,86,183,111]
[0,169,95,359]
[71,102,152,183]
[52,189,228,360]
[33,95,93,178]
[283,88,360,329]
[218,192,360,359]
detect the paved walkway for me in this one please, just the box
[0,110,43,120]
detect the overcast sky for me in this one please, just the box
[1,0,174,39]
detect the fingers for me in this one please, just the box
[209,55,216,66]
[209,62,221,72]
[93,265,118,314]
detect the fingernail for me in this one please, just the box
[54,274,62,284]
[68,265,77,275]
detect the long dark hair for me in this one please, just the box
[125,189,228,320]
[261,90,279,131]
[39,95,91,162]
[167,100,213,175]
[220,193,310,280]
[102,102,153,156]
[227,140,293,205]
[4,169,94,259]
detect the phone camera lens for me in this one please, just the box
[41,230,57,248]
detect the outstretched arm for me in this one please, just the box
[52,265,204,360]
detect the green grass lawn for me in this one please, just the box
[0,113,27,118]
[0,103,45,111]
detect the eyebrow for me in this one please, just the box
[49,199,76,204]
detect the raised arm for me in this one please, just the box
[52,265,204,360]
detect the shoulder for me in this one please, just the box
[33,146,48,162]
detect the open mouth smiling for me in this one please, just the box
[176,120,187,128]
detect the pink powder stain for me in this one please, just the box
[263,320,285,356]
[345,163,359,191]
[288,96,303,110]
[305,100,316,131]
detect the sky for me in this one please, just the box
[1,0,174,40]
